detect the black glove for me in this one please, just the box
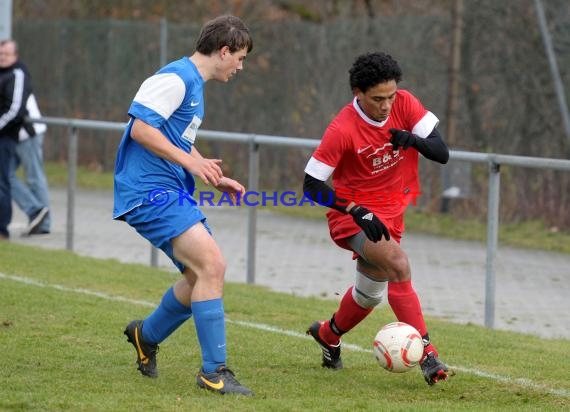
[349,205,391,242]
[389,128,417,150]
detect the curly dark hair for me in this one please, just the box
[349,52,402,93]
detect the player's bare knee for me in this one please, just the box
[204,258,226,281]
[388,251,410,281]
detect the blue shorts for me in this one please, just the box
[122,193,211,272]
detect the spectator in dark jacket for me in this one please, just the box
[0,39,36,239]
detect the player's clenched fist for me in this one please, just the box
[349,205,390,242]
[389,128,417,150]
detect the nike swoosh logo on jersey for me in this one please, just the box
[190,100,200,107]
[357,145,371,154]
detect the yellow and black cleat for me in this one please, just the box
[196,366,253,396]
[124,320,159,378]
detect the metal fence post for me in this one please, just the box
[533,0,570,145]
[246,136,260,284]
[66,126,78,251]
[484,160,501,328]
[150,245,159,267]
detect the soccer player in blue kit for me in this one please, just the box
[113,15,253,396]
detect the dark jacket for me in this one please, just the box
[0,60,33,140]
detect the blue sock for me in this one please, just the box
[192,298,226,373]
[142,287,192,344]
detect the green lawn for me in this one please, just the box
[1,242,569,411]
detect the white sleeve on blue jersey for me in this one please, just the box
[133,73,185,120]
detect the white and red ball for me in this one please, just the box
[373,322,424,373]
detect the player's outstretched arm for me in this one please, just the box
[130,118,193,165]
[130,119,223,186]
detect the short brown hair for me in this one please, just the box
[195,15,253,55]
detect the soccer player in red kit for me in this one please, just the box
[303,52,450,385]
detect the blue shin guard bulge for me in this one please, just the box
[142,287,193,344]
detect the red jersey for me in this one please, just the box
[305,90,438,243]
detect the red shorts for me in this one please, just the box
[327,210,405,258]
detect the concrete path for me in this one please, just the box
[9,188,570,340]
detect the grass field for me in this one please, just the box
[1,242,569,411]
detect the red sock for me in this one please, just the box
[387,280,438,357]
[320,286,372,345]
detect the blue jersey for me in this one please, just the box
[113,57,205,219]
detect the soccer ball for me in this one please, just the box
[373,322,424,373]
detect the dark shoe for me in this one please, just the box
[28,227,50,235]
[306,321,343,369]
[420,352,449,385]
[24,207,49,236]
[196,366,253,396]
[124,320,159,378]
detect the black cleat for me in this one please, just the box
[196,366,253,396]
[306,321,343,369]
[420,352,449,385]
[124,320,159,378]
